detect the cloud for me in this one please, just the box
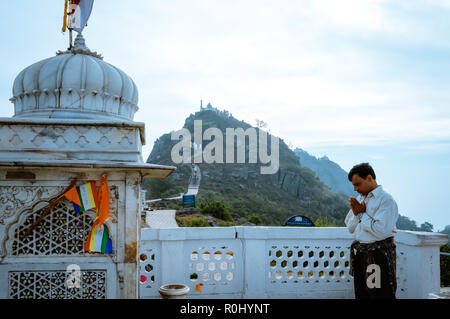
[3,0,450,232]
[369,155,386,160]
[310,0,386,31]
[404,141,450,154]
[2,1,450,159]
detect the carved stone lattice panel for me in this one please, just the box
[9,270,106,299]
[8,200,105,256]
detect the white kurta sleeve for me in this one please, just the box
[360,196,398,239]
[344,209,359,234]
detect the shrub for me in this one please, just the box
[178,215,210,227]
[247,214,262,225]
[314,216,337,227]
[217,220,235,227]
[189,217,210,227]
[198,194,233,222]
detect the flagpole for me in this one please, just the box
[63,0,94,49]
[68,0,73,49]
[69,28,73,50]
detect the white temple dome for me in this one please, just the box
[10,34,139,121]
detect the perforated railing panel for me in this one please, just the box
[139,242,160,297]
[266,241,353,292]
[186,240,243,296]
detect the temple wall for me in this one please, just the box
[0,168,142,299]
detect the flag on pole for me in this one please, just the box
[62,175,112,254]
[94,173,109,227]
[63,181,98,213]
[85,222,113,254]
[68,0,94,33]
[84,174,112,254]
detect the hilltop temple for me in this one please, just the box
[0,34,174,298]
[198,100,232,119]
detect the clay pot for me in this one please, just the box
[158,284,190,299]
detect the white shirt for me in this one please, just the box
[344,185,399,244]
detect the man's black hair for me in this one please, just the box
[348,163,376,181]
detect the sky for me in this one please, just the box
[0,0,449,231]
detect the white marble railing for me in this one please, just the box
[139,227,448,299]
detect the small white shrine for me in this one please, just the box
[0,33,175,299]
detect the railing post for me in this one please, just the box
[395,230,448,298]
[238,227,268,298]
[159,229,188,287]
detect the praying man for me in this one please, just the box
[344,163,399,299]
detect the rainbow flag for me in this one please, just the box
[84,174,112,254]
[85,222,112,254]
[63,181,98,213]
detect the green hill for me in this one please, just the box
[144,109,349,226]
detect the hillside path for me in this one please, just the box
[145,164,201,228]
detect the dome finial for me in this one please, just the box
[73,33,88,51]
[56,33,103,60]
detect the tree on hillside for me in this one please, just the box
[396,215,418,231]
[314,216,337,227]
[397,216,435,232]
[255,119,268,129]
[418,222,434,232]
[440,225,450,243]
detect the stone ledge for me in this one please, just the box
[141,226,449,247]
[0,160,176,179]
[395,230,448,247]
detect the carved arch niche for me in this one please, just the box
[0,185,118,261]
[0,184,119,299]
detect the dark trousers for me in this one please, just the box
[353,247,396,299]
